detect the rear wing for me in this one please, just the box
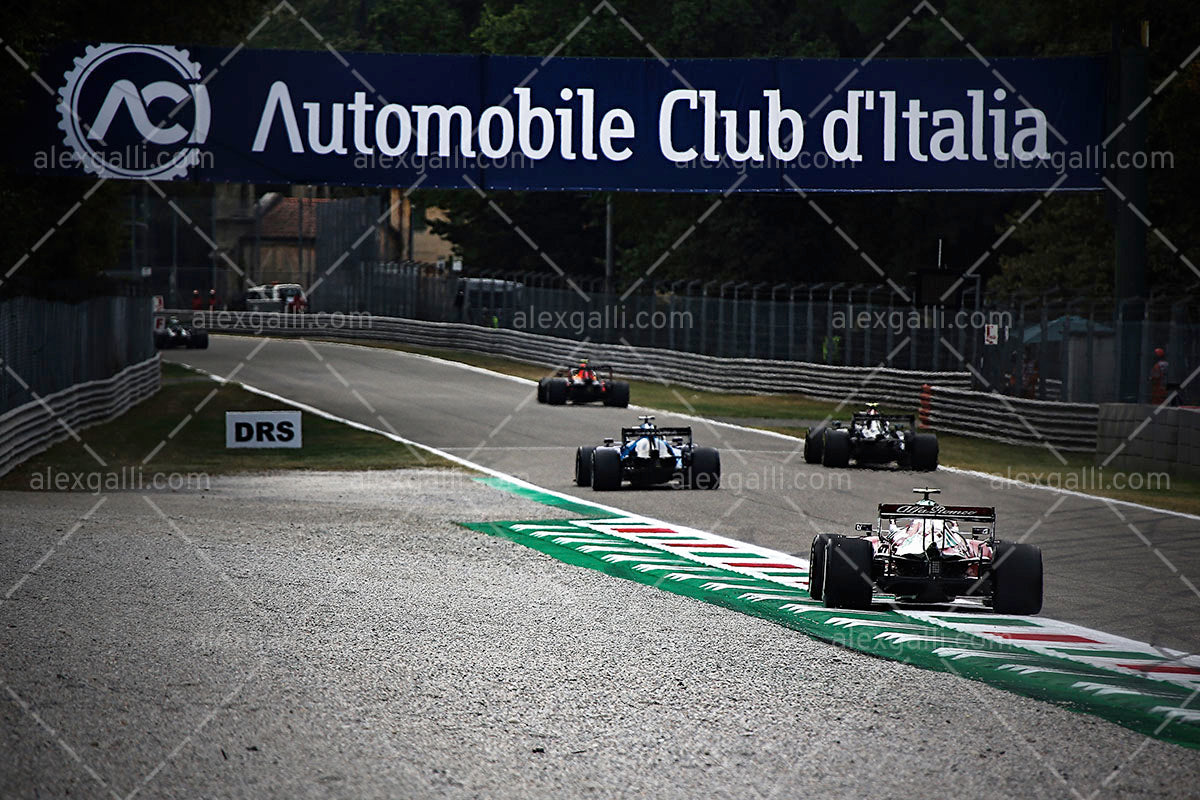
[850,412,915,428]
[878,503,995,523]
[556,364,615,378]
[621,426,692,444]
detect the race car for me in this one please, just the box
[154,317,209,349]
[574,415,720,491]
[808,488,1042,614]
[803,403,937,470]
[537,360,630,407]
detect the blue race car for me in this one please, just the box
[575,415,720,491]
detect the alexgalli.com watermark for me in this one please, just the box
[719,466,851,494]
[34,144,217,174]
[833,307,1013,334]
[28,467,211,494]
[512,305,693,337]
[994,146,1174,175]
[199,310,373,334]
[990,467,1170,492]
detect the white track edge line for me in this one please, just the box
[202,335,1200,522]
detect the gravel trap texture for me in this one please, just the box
[1,470,1197,799]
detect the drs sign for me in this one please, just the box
[226,411,302,449]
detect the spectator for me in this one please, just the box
[191,289,203,310]
[1149,347,1169,405]
[208,289,217,311]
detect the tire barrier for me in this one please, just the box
[0,355,161,478]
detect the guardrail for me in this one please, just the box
[920,384,1098,452]
[0,355,161,478]
[170,310,972,408]
[170,310,1101,452]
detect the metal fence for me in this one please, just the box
[0,294,155,415]
[301,262,1200,405]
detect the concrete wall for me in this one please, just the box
[1097,403,1200,478]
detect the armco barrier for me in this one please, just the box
[922,384,1098,452]
[171,311,1102,452]
[172,310,971,407]
[0,355,160,478]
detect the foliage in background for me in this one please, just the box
[3,0,1197,297]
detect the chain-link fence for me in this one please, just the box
[0,294,155,415]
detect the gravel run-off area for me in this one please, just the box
[2,470,1197,799]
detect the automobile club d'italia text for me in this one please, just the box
[253,84,1051,165]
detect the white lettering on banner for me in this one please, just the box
[250,82,1052,167]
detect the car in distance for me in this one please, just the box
[575,415,719,491]
[804,404,937,470]
[154,316,209,349]
[538,359,630,407]
[808,488,1042,614]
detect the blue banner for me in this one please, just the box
[27,43,1108,192]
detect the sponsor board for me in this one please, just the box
[23,43,1107,191]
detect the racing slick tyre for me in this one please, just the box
[822,429,851,468]
[575,446,596,486]
[153,332,169,350]
[808,534,836,601]
[537,378,549,403]
[187,331,209,349]
[687,447,721,490]
[603,380,630,408]
[823,536,874,610]
[991,541,1043,615]
[803,425,826,464]
[908,432,939,471]
[546,378,568,406]
[591,447,622,491]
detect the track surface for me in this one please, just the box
[8,475,1196,798]
[168,336,1200,655]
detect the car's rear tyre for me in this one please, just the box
[537,378,549,403]
[823,536,874,610]
[803,424,826,464]
[187,332,209,349]
[154,332,169,350]
[575,446,596,486]
[808,534,836,600]
[546,378,568,405]
[591,447,622,491]
[909,432,939,471]
[688,447,721,490]
[822,429,851,468]
[603,380,630,408]
[991,541,1043,615]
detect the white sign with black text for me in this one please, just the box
[225,411,302,449]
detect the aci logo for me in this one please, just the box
[58,44,211,179]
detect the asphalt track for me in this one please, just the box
[167,335,1200,656]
